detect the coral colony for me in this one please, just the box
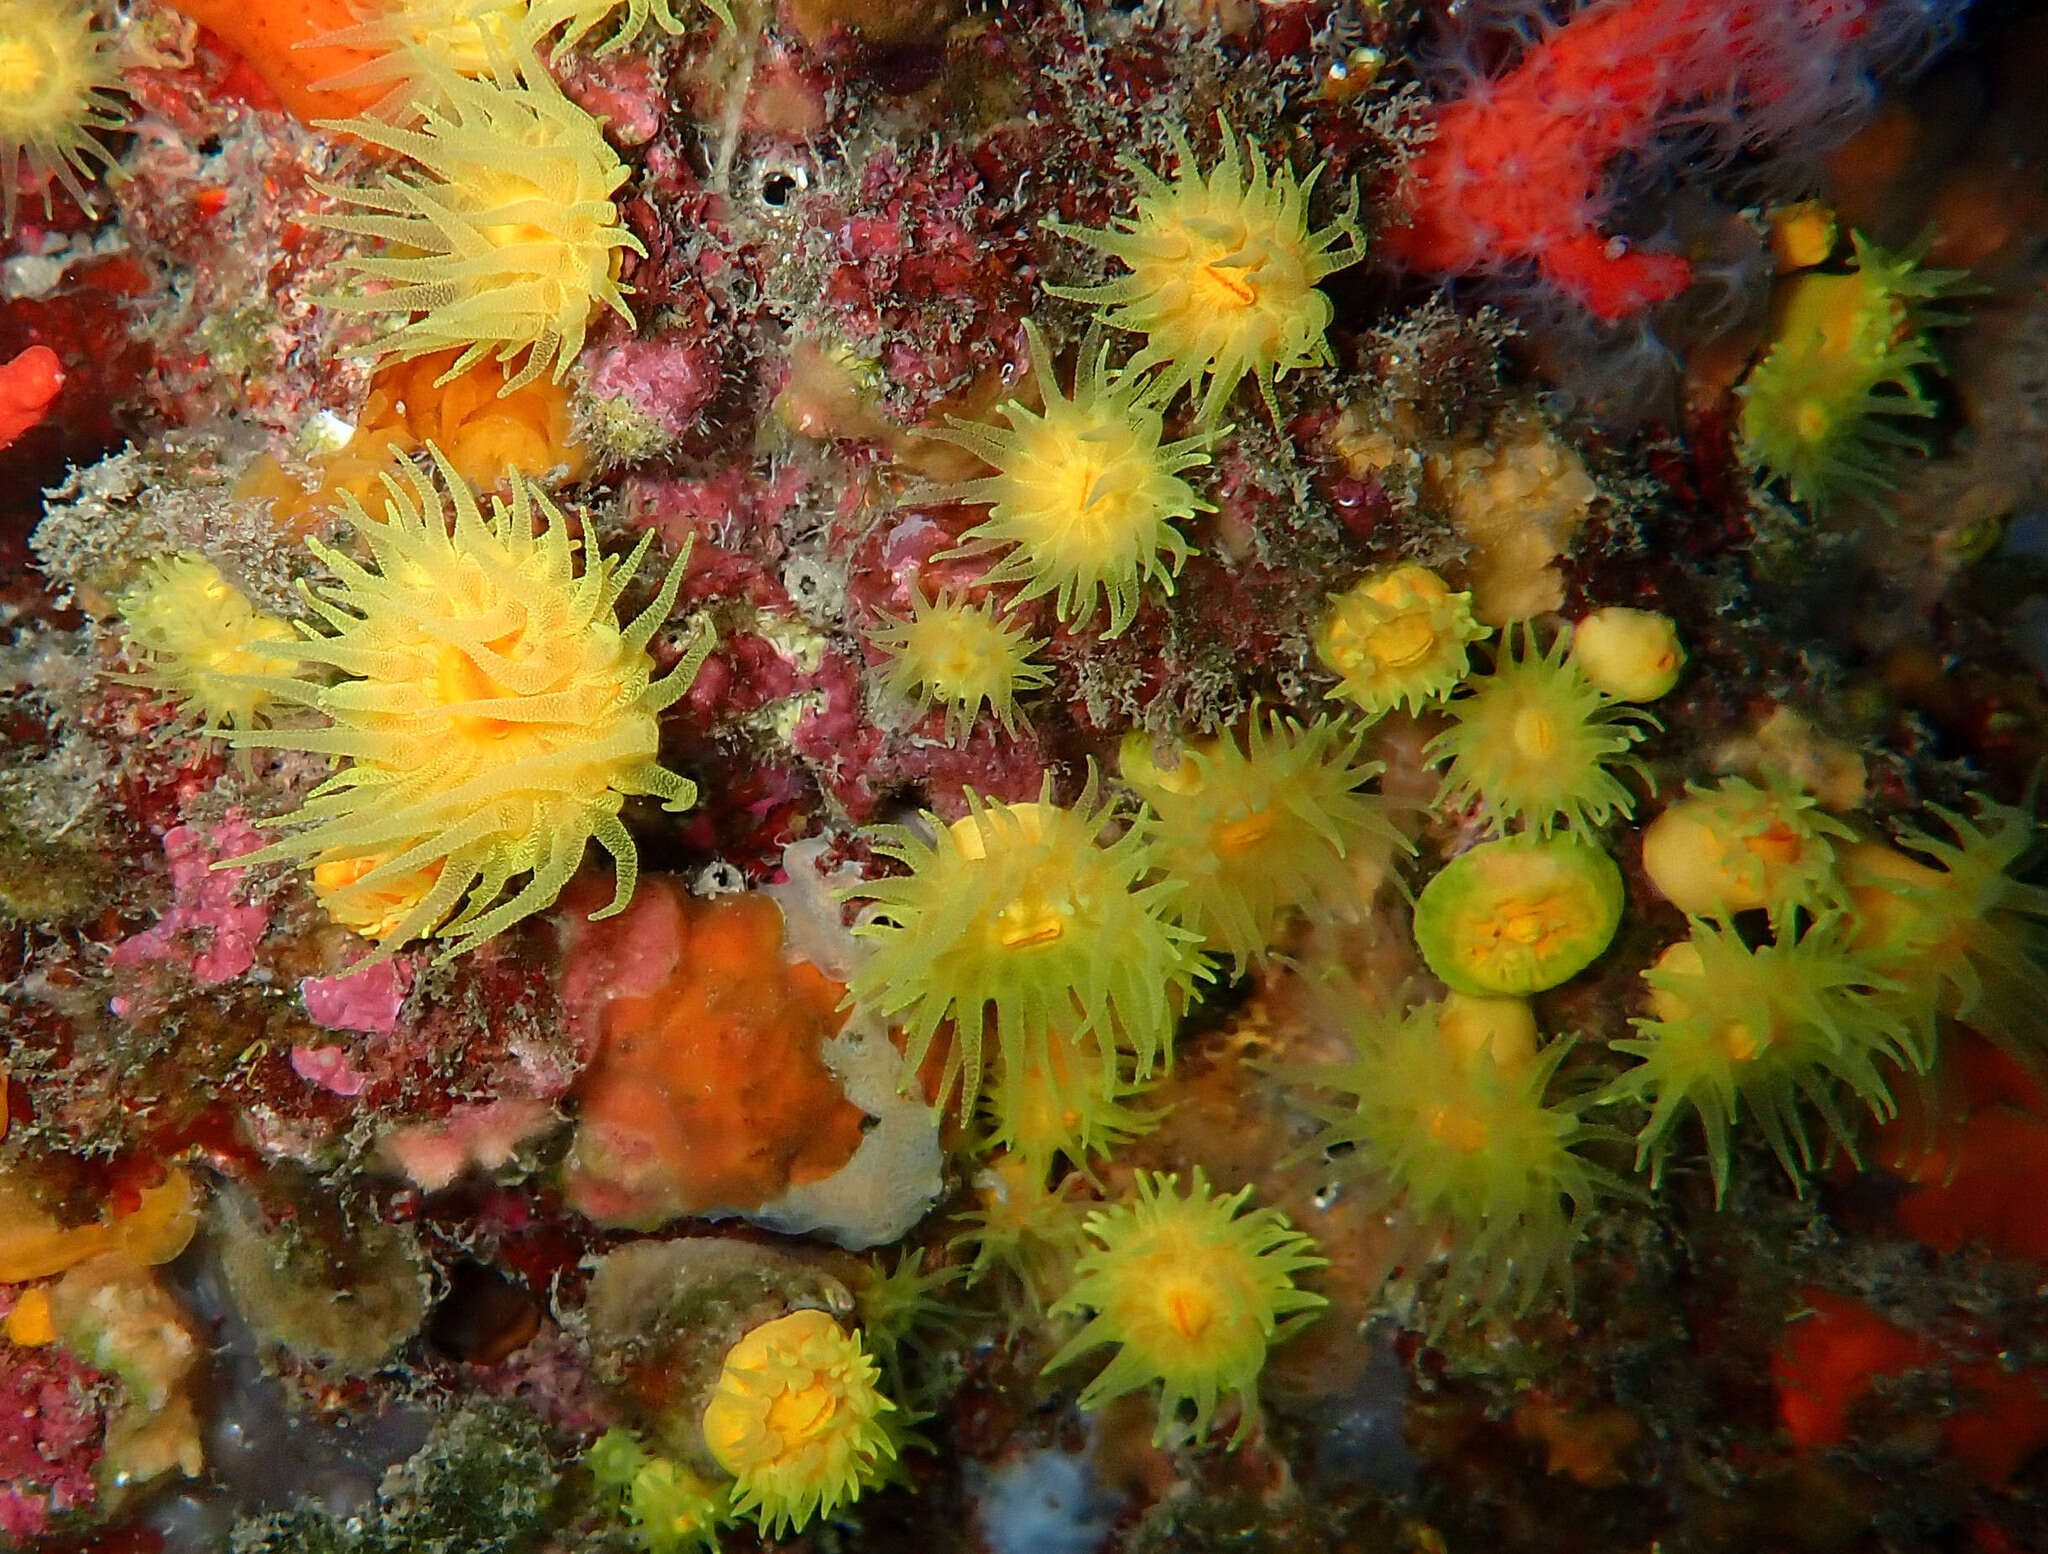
[10,0,2048,1549]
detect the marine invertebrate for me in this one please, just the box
[1641,775,1852,929]
[1841,798,2048,1068]
[528,0,726,54]
[951,1151,1089,1309]
[228,448,713,960]
[699,1308,896,1537]
[1426,625,1654,837]
[867,589,1050,742]
[313,0,538,109]
[559,881,868,1228]
[1048,119,1363,424]
[929,323,1211,638]
[1606,920,1915,1201]
[115,556,298,735]
[983,1026,1161,1175]
[316,51,643,393]
[588,1428,728,1554]
[1044,1169,1326,1446]
[1413,834,1625,996]
[1317,563,1488,718]
[1311,994,1626,1318]
[1429,423,1599,626]
[0,0,128,236]
[0,345,62,450]
[1737,235,1967,508]
[1385,0,1932,317]
[843,780,1203,1107]
[1569,607,1685,702]
[1125,712,1409,972]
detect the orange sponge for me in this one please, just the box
[166,0,382,123]
[562,882,870,1228]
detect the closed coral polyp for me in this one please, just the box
[228,446,713,961]
[0,0,127,235]
[1414,834,1625,996]
[1316,563,1486,718]
[1050,117,1362,424]
[316,52,644,393]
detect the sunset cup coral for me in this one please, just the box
[867,589,1050,742]
[1125,711,1409,973]
[982,1026,1161,1175]
[1569,607,1685,703]
[1049,116,1363,424]
[115,556,299,736]
[1606,919,1915,1202]
[1045,1169,1325,1446]
[1311,992,1627,1319]
[843,779,1204,1107]
[699,1309,896,1537]
[1316,563,1487,718]
[0,0,128,235]
[226,446,713,961]
[1641,775,1852,929]
[1427,624,1654,837]
[315,49,643,393]
[1414,834,1625,996]
[929,322,1211,638]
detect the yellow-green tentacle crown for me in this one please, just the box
[929,322,1212,639]
[227,445,712,961]
[1048,115,1364,425]
[0,0,129,235]
[1045,1169,1325,1446]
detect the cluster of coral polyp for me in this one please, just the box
[7,0,2048,1548]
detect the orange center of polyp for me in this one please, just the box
[1162,1284,1215,1341]
[1215,811,1275,854]
[994,891,1067,950]
[0,41,44,99]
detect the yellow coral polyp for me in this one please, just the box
[983,1026,1160,1175]
[1316,563,1487,718]
[1413,833,1625,996]
[1607,920,1915,1202]
[930,322,1211,639]
[1427,624,1655,837]
[0,0,127,236]
[1125,711,1409,973]
[1842,798,2048,1070]
[1641,775,1852,929]
[1311,994,1624,1319]
[844,780,1203,1108]
[1049,117,1363,425]
[528,0,726,55]
[1569,607,1685,703]
[1045,1169,1325,1446]
[868,589,1050,742]
[227,446,713,961]
[699,1309,895,1537]
[116,556,300,736]
[316,51,643,394]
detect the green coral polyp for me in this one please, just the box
[1414,834,1625,996]
[1736,233,1969,508]
[1607,919,1916,1203]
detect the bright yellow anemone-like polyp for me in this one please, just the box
[843,781,1204,1110]
[867,589,1050,742]
[227,445,713,961]
[1312,994,1624,1320]
[700,1309,896,1538]
[1046,1169,1325,1446]
[315,51,643,394]
[930,322,1211,639]
[0,0,128,236]
[116,556,299,735]
[1125,711,1409,973]
[1640,775,1852,930]
[1606,920,1915,1203]
[1316,563,1487,718]
[528,0,725,54]
[1049,116,1363,425]
[1426,624,1656,837]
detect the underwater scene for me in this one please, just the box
[3,0,2048,1548]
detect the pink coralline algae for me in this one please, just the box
[585,336,722,444]
[107,810,271,1009]
[1386,0,1931,318]
[289,1043,371,1098]
[379,1100,561,1193]
[0,1333,111,1542]
[300,958,416,1037]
